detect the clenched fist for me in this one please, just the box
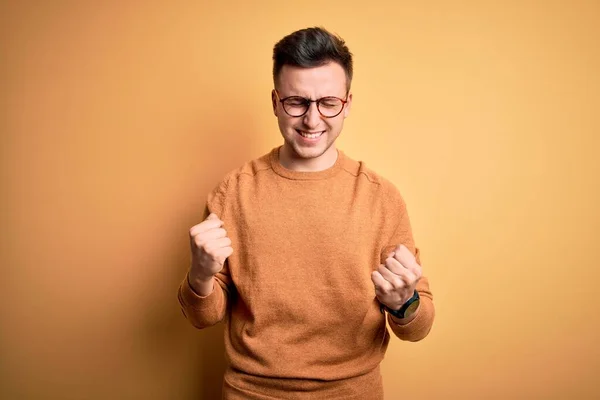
[371,244,422,312]
[188,213,233,296]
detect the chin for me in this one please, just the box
[288,140,329,159]
[295,147,326,159]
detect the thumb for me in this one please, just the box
[206,213,218,220]
[393,244,404,256]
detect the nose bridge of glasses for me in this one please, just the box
[308,98,321,114]
[302,99,321,121]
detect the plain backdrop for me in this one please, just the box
[1,1,599,399]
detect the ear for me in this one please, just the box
[271,89,278,117]
[343,92,353,118]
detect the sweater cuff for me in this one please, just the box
[387,297,434,341]
[179,273,225,312]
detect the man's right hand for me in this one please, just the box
[188,213,233,296]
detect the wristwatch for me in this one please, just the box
[381,290,420,319]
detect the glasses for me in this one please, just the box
[274,90,348,118]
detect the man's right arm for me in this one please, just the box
[178,212,234,329]
[178,271,231,329]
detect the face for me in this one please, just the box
[272,62,352,168]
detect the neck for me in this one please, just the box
[279,145,338,172]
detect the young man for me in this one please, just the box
[178,27,435,399]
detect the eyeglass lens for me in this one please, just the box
[283,97,344,117]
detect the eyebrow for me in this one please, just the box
[279,86,347,99]
[280,93,346,99]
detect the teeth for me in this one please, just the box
[299,131,323,139]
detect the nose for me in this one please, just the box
[302,102,322,128]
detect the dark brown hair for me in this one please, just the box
[272,27,353,91]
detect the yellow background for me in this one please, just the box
[2,1,599,399]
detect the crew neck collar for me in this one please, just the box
[270,146,345,180]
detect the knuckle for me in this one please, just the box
[410,271,419,282]
[391,278,404,290]
[382,282,393,293]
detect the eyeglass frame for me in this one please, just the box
[273,90,350,118]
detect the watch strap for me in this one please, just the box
[381,290,420,319]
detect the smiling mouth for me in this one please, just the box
[297,130,324,139]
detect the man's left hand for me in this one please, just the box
[371,244,422,310]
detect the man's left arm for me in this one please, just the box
[371,190,435,342]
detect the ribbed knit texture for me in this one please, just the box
[178,147,435,399]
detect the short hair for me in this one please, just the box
[272,27,353,91]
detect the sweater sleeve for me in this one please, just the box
[381,184,435,342]
[177,177,235,329]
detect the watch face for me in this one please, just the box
[404,299,420,317]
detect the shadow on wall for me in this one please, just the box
[195,324,227,399]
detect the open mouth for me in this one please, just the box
[297,130,325,139]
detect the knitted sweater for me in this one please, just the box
[178,147,435,399]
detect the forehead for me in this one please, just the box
[277,62,347,97]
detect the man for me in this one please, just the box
[178,27,435,400]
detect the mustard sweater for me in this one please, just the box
[178,147,435,399]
